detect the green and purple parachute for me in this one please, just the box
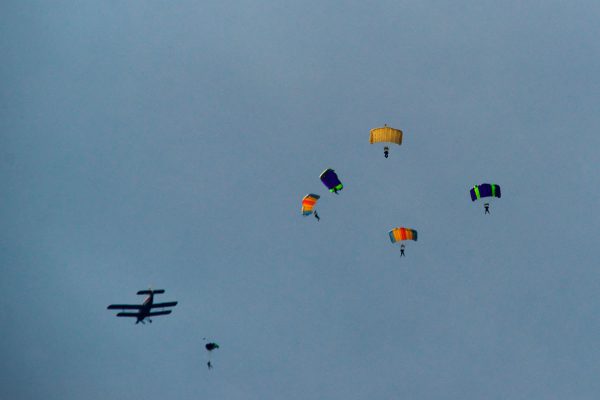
[320,168,343,193]
[470,183,501,201]
[470,183,501,213]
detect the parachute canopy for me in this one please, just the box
[389,227,418,243]
[470,183,501,201]
[369,125,403,145]
[301,194,320,215]
[205,343,219,351]
[320,169,343,193]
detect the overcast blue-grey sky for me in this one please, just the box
[2,1,600,399]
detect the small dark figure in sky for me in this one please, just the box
[333,188,339,194]
[204,341,219,370]
[484,203,490,214]
[400,244,405,257]
[384,146,389,158]
[314,210,320,222]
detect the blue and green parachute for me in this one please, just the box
[320,169,343,193]
[470,183,501,201]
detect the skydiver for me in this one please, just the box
[484,203,490,214]
[314,210,320,222]
[384,146,389,158]
[207,361,212,370]
[400,244,405,257]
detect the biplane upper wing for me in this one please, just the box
[151,301,178,308]
[148,310,172,317]
[137,289,165,295]
[107,304,143,310]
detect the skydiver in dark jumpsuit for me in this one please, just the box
[484,203,490,214]
[400,244,405,257]
[314,210,320,221]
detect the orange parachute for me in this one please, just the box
[301,194,320,216]
[389,227,417,243]
[370,125,403,158]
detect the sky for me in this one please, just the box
[1,1,600,399]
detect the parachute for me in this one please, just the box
[301,194,320,216]
[204,341,219,370]
[369,125,403,158]
[470,183,501,201]
[470,183,501,214]
[389,227,417,256]
[320,169,343,193]
[205,342,219,352]
[389,227,418,243]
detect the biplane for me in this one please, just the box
[107,289,178,324]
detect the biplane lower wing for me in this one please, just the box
[148,310,172,317]
[116,312,140,317]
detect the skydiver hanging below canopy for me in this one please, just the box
[389,227,417,257]
[470,184,501,214]
[204,339,220,371]
[314,210,320,221]
[369,125,403,158]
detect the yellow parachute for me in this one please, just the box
[369,125,402,158]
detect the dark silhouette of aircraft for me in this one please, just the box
[107,289,177,324]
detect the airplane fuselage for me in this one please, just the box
[135,294,153,324]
